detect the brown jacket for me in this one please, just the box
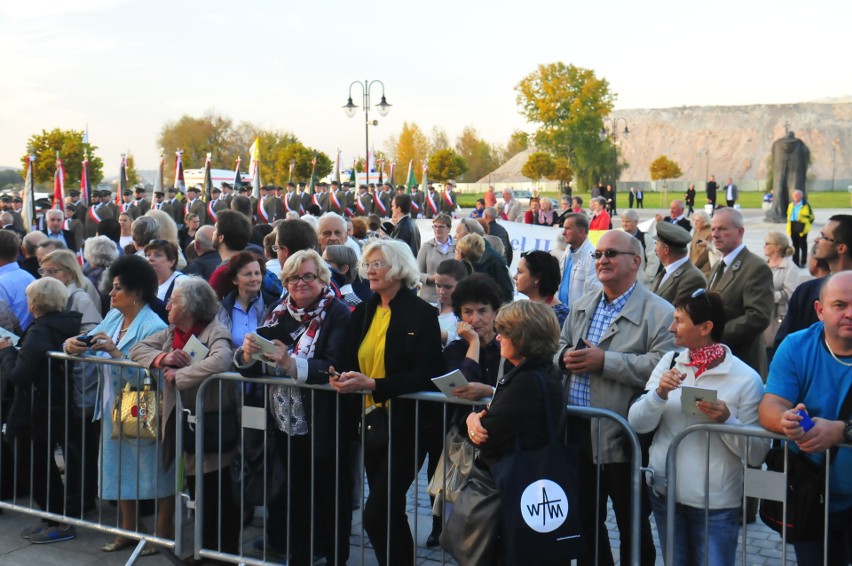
[130,319,235,475]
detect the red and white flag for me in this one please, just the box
[174,150,186,192]
[80,154,90,204]
[53,156,66,209]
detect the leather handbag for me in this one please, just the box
[428,425,478,504]
[111,373,158,441]
[759,446,825,542]
[439,462,501,566]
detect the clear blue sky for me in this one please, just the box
[1,0,848,175]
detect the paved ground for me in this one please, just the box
[0,464,801,565]
[2,205,837,565]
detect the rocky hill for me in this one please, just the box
[482,102,852,183]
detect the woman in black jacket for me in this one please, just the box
[0,278,82,543]
[330,239,444,566]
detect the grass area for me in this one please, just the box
[458,191,851,209]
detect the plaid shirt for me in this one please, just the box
[568,283,637,406]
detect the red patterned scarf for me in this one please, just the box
[684,343,725,378]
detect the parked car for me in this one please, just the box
[511,189,533,207]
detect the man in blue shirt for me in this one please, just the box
[760,271,852,565]
[0,230,35,329]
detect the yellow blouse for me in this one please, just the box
[358,305,390,408]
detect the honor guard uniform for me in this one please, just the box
[185,186,208,226]
[424,185,441,219]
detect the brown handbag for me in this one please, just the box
[111,373,159,440]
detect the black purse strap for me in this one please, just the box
[532,370,565,447]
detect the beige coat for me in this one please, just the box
[130,319,235,475]
[556,283,676,463]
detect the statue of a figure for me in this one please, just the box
[766,131,810,223]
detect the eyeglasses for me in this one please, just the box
[271,245,281,252]
[284,273,319,285]
[432,224,448,229]
[816,232,840,244]
[590,250,638,260]
[361,260,389,271]
[38,267,62,276]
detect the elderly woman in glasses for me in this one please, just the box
[330,239,443,566]
[417,213,455,304]
[628,290,769,566]
[235,249,357,565]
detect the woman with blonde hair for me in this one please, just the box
[763,231,800,352]
[41,249,103,322]
[330,239,443,566]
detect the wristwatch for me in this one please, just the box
[844,419,852,444]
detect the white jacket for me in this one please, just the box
[557,238,601,308]
[628,347,769,509]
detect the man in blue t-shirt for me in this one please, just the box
[760,271,852,565]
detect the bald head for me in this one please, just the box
[22,231,48,257]
[599,228,643,258]
[194,225,215,253]
[819,271,852,303]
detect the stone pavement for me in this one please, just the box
[1,464,801,565]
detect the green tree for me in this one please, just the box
[0,169,24,189]
[499,130,530,163]
[159,115,299,186]
[551,156,574,193]
[125,153,140,186]
[21,128,105,187]
[429,126,450,154]
[394,122,429,185]
[158,112,235,180]
[515,62,616,191]
[427,148,468,183]
[274,143,332,184]
[649,155,683,182]
[521,151,556,182]
[455,126,497,182]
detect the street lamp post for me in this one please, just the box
[343,80,391,188]
[600,117,629,195]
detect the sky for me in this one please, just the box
[1,0,849,176]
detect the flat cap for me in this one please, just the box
[656,221,692,247]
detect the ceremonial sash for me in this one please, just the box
[207,200,218,221]
[284,194,295,213]
[185,200,191,217]
[374,192,387,215]
[411,196,420,212]
[356,196,367,214]
[88,205,102,224]
[330,191,343,211]
[426,193,439,215]
[312,193,320,207]
[443,190,454,209]
[257,197,269,222]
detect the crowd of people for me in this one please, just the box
[0,178,849,566]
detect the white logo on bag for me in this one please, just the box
[520,479,568,533]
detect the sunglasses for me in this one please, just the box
[590,249,637,260]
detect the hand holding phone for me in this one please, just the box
[796,409,815,433]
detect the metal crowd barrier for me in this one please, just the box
[0,352,185,563]
[665,422,844,566]
[191,373,646,566]
[192,371,488,565]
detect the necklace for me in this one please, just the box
[825,339,852,368]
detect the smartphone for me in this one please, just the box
[574,339,589,351]
[78,335,95,347]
